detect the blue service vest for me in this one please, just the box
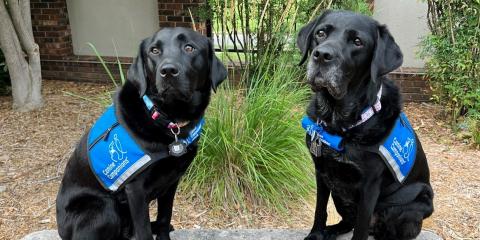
[302,112,417,183]
[87,106,204,192]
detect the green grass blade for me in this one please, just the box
[87,42,118,87]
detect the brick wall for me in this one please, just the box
[31,0,73,59]
[388,68,431,102]
[158,0,207,34]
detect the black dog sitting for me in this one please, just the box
[297,10,434,240]
[56,28,227,240]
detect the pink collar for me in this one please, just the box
[347,84,383,130]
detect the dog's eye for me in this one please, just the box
[150,47,160,55]
[354,38,363,46]
[184,44,195,53]
[316,30,327,40]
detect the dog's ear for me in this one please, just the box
[208,40,227,92]
[297,10,331,66]
[370,25,403,82]
[127,40,148,97]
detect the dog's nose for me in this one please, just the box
[313,49,334,62]
[160,64,179,78]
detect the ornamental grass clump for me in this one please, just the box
[180,53,315,211]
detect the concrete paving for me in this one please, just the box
[22,229,442,240]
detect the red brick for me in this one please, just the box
[175,22,193,28]
[159,9,175,15]
[41,8,58,15]
[167,16,183,22]
[160,22,176,28]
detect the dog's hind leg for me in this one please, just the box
[63,196,123,240]
[373,186,434,240]
[373,206,424,240]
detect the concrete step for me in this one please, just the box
[22,229,442,240]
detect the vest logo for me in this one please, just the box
[108,134,127,162]
[103,134,130,180]
[390,137,414,165]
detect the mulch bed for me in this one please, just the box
[0,80,478,240]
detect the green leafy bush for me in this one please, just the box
[420,0,480,144]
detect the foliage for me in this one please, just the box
[332,0,372,15]
[180,53,314,212]
[0,49,10,96]
[207,0,371,76]
[419,0,480,144]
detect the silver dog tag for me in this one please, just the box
[169,132,187,157]
[169,141,187,157]
[310,137,322,157]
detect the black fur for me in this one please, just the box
[56,28,227,240]
[296,10,433,240]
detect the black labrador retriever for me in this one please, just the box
[297,10,434,240]
[56,27,227,240]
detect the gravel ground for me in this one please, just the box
[0,80,478,240]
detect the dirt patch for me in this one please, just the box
[0,81,478,240]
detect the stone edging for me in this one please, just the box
[22,229,443,240]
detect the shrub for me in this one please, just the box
[420,0,480,144]
[180,53,314,211]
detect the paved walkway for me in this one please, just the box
[22,229,442,240]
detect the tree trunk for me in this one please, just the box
[0,0,43,111]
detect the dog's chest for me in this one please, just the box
[143,155,195,199]
[315,148,363,194]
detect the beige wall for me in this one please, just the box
[66,0,159,57]
[373,0,429,68]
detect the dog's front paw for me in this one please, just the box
[305,230,338,240]
[151,221,174,235]
[155,233,171,240]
